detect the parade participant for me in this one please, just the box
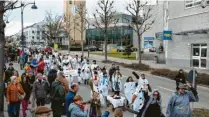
[72,55,80,70]
[112,67,122,95]
[44,56,52,74]
[25,62,32,73]
[68,95,89,117]
[19,53,25,70]
[124,76,136,105]
[7,76,24,117]
[166,83,199,117]
[99,71,109,98]
[82,59,92,85]
[87,91,102,117]
[91,60,98,70]
[66,84,79,117]
[92,71,100,87]
[138,90,164,117]
[37,57,45,74]
[21,74,32,117]
[131,85,148,117]
[51,75,66,117]
[108,64,116,82]
[138,74,152,92]
[77,68,82,84]
[48,65,58,88]
[175,69,186,87]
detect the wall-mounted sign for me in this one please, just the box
[163,30,172,40]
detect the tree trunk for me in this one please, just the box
[81,29,84,57]
[68,35,71,53]
[137,33,142,64]
[0,2,5,117]
[104,33,107,61]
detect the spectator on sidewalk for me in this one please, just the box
[6,76,24,117]
[166,83,199,117]
[21,74,33,117]
[51,76,66,117]
[5,63,15,83]
[34,106,52,117]
[32,75,49,106]
[66,83,79,117]
[13,70,21,83]
[175,69,186,88]
[68,95,89,117]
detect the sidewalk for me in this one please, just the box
[61,50,209,74]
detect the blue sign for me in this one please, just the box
[163,30,172,40]
[144,37,154,40]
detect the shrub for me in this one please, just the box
[122,45,132,58]
[122,63,150,71]
[193,108,209,117]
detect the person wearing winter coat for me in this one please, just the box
[5,63,15,83]
[108,64,116,82]
[21,74,32,117]
[166,83,199,117]
[47,66,58,88]
[112,69,123,95]
[138,90,164,117]
[32,75,49,106]
[99,71,109,97]
[87,92,102,117]
[51,77,66,117]
[66,84,79,117]
[6,76,24,117]
[68,95,89,117]
[175,69,186,87]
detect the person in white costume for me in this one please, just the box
[138,74,152,93]
[82,59,92,85]
[131,84,148,117]
[124,76,136,105]
[112,67,123,95]
[99,71,109,97]
[44,55,52,74]
[71,55,80,70]
[91,60,98,71]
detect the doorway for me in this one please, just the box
[192,44,207,68]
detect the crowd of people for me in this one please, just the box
[3,48,199,117]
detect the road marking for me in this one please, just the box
[157,86,175,92]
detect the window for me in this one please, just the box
[37,36,40,40]
[32,36,34,39]
[37,31,40,35]
[185,0,202,8]
[32,30,35,33]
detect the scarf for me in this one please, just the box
[74,102,84,111]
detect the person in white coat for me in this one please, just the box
[99,71,109,97]
[82,60,92,85]
[112,68,123,95]
[131,85,148,117]
[91,60,98,71]
[124,76,136,105]
[138,74,152,92]
[71,55,80,70]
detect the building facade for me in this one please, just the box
[166,0,209,69]
[64,0,86,45]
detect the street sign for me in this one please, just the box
[163,30,172,40]
[188,69,198,89]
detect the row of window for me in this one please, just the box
[185,0,209,8]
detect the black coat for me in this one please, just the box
[21,81,32,100]
[48,69,58,86]
[5,68,14,83]
[175,73,186,84]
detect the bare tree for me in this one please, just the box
[126,0,154,64]
[93,0,118,61]
[75,2,86,56]
[63,15,73,53]
[0,1,20,116]
[42,11,63,47]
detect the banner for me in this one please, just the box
[163,30,172,40]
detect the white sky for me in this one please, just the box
[5,0,157,36]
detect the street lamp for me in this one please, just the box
[20,0,38,51]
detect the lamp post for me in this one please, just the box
[20,1,37,52]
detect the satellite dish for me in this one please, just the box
[201,0,207,8]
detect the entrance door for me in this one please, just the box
[192,44,207,68]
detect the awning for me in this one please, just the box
[174,29,209,35]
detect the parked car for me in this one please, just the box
[84,46,97,51]
[98,46,103,51]
[149,47,156,52]
[117,46,125,52]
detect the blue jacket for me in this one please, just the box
[102,111,110,117]
[66,91,76,117]
[68,103,88,117]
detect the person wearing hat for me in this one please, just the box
[68,95,89,117]
[166,83,199,117]
[32,74,49,106]
[6,76,24,117]
[34,106,52,117]
[175,69,186,88]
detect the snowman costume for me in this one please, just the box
[82,62,92,84]
[99,73,109,96]
[124,82,136,104]
[112,72,123,93]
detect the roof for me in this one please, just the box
[174,29,209,35]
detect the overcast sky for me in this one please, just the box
[5,0,156,36]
